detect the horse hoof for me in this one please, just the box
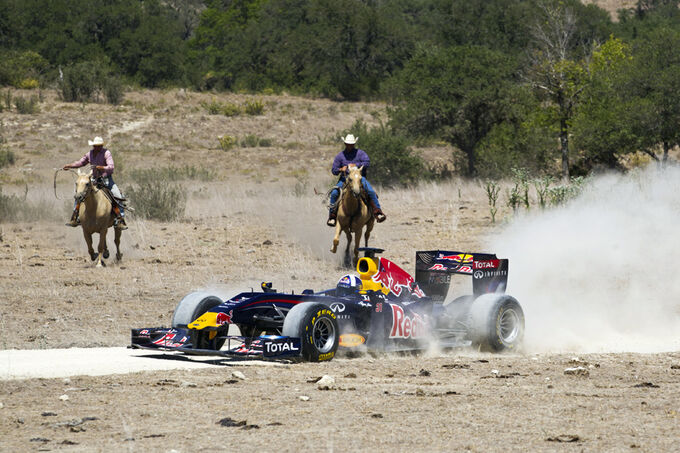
[103,250,110,259]
[116,253,123,261]
[90,253,98,261]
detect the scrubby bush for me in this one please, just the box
[0,148,16,168]
[126,182,187,222]
[103,77,124,105]
[58,61,125,104]
[201,99,223,115]
[3,90,11,110]
[344,120,425,187]
[0,186,57,222]
[222,102,241,116]
[127,166,216,182]
[240,134,260,147]
[0,50,48,88]
[244,99,264,115]
[14,95,40,114]
[218,135,237,151]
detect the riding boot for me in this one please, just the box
[369,201,386,223]
[112,205,128,230]
[66,205,80,227]
[327,210,337,227]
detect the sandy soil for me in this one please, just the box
[2,352,679,452]
[1,89,679,452]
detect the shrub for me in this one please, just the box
[0,50,48,88]
[240,134,260,147]
[126,182,187,221]
[218,135,237,151]
[103,77,124,105]
[59,63,98,102]
[18,78,39,89]
[127,166,216,182]
[0,186,57,222]
[2,90,11,110]
[58,61,125,104]
[0,148,15,168]
[258,137,273,147]
[14,95,40,114]
[244,99,264,115]
[343,119,425,187]
[201,98,223,115]
[222,102,241,116]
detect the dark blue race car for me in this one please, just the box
[131,248,525,362]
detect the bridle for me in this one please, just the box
[74,177,99,203]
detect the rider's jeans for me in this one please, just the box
[329,178,381,212]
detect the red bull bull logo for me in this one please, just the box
[437,253,473,263]
[216,310,233,326]
[372,258,425,298]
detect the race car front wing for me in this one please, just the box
[130,327,302,359]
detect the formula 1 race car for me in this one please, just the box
[131,248,524,362]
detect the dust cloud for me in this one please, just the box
[490,165,680,353]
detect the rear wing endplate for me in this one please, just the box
[415,250,509,301]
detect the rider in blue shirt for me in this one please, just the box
[327,134,386,227]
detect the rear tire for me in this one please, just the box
[171,292,225,350]
[282,303,339,362]
[468,294,524,352]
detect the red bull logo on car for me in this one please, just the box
[389,304,427,339]
[437,253,473,263]
[216,310,233,326]
[372,258,425,298]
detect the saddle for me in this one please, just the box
[95,180,127,207]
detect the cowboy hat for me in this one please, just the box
[88,136,105,146]
[342,134,358,145]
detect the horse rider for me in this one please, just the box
[327,134,386,227]
[63,136,127,230]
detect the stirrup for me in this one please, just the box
[327,213,337,227]
[66,217,80,227]
[114,218,128,230]
[374,211,386,223]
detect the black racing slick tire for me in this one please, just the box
[282,303,339,362]
[171,292,225,350]
[468,294,524,352]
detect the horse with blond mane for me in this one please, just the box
[330,165,375,266]
[72,169,123,267]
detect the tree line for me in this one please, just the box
[1,0,680,179]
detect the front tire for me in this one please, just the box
[171,292,225,350]
[468,294,524,351]
[282,303,339,362]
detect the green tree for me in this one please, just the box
[571,36,644,170]
[345,120,424,187]
[525,2,590,180]
[630,28,680,162]
[387,44,518,176]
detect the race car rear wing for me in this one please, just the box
[415,250,509,301]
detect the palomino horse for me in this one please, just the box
[330,166,375,266]
[73,169,122,267]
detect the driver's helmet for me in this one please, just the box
[336,274,362,296]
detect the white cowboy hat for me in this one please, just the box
[88,136,105,146]
[342,134,358,145]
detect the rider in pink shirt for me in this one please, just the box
[63,136,127,230]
